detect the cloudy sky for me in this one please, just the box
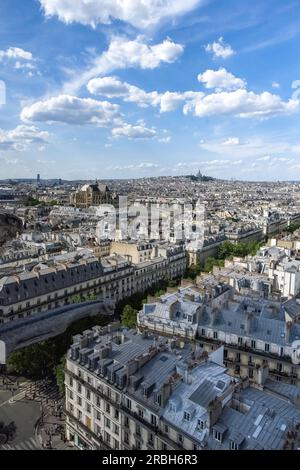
[1,0,300,180]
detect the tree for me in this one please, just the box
[203,257,224,273]
[55,357,66,396]
[185,264,201,280]
[218,240,263,260]
[121,305,138,329]
[22,196,40,207]
[7,314,109,379]
[71,293,97,304]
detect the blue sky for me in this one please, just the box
[1,0,300,181]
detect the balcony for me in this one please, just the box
[121,404,158,434]
[196,334,294,365]
[65,369,121,408]
[65,408,111,450]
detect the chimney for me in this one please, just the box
[245,313,255,335]
[161,382,172,406]
[207,398,222,429]
[285,321,293,343]
[257,364,269,386]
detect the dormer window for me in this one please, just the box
[155,393,162,406]
[184,411,190,422]
[197,419,206,430]
[169,402,176,412]
[230,441,239,450]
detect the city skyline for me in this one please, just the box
[1,0,300,181]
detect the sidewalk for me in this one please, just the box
[36,401,75,450]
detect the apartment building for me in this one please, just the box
[0,244,186,324]
[211,246,300,299]
[138,286,300,386]
[111,240,153,264]
[64,326,300,451]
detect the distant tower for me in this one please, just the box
[37,174,41,185]
[196,170,203,181]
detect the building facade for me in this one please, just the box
[138,286,300,387]
[0,245,186,324]
[64,326,300,451]
[70,184,117,209]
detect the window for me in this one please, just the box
[86,389,91,400]
[249,369,253,379]
[136,440,141,450]
[126,398,132,410]
[114,424,119,435]
[178,433,183,444]
[105,417,111,429]
[68,390,73,400]
[136,424,141,436]
[214,430,222,442]
[124,417,129,428]
[184,411,190,422]
[277,363,282,372]
[251,340,256,349]
[96,396,101,407]
[96,410,101,420]
[164,424,169,434]
[265,343,270,353]
[151,414,157,427]
[280,347,284,357]
[155,393,162,406]
[106,403,110,414]
[197,420,205,430]
[138,408,144,419]
[238,337,243,346]
[213,331,218,340]
[77,396,82,406]
[69,377,73,387]
[201,328,206,336]
[77,383,82,394]
[86,403,91,413]
[230,441,239,450]
[114,409,119,420]
[77,410,82,421]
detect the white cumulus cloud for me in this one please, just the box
[39,0,204,29]
[0,47,33,62]
[184,89,299,118]
[222,137,240,146]
[63,36,184,94]
[21,94,123,127]
[112,123,156,139]
[0,125,50,152]
[205,37,235,59]
[87,76,202,113]
[198,68,246,91]
[87,76,161,108]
